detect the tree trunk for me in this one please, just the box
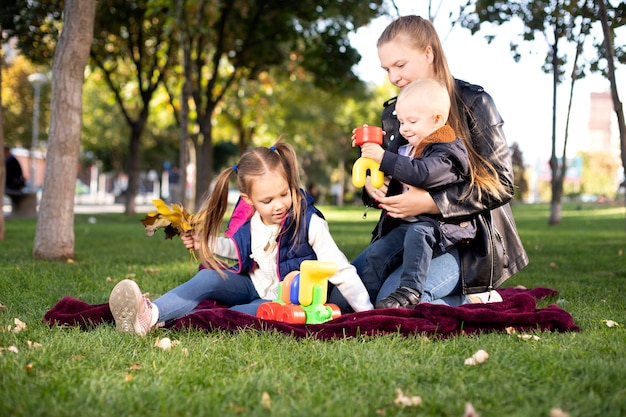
[123,121,144,215]
[196,120,215,209]
[0,39,5,241]
[33,0,95,260]
[548,34,562,225]
[595,0,626,211]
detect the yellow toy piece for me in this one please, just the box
[352,157,385,189]
[298,260,337,306]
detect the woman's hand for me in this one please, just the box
[364,176,389,201]
[181,230,200,251]
[376,184,440,218]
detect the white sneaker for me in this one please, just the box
[468,290,503,304]
[109,279,154,336]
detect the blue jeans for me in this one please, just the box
[361,222,442,297]
[153,269,269,321]
[328,244,469,312]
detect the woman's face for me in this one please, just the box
[377,37,435,89]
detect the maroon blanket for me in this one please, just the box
[43,287,579,339]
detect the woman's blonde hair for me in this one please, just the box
[193,140,305,273]
[378,15,506,201]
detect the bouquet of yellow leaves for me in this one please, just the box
[141,199,195,239]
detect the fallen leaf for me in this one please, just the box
[505,327,516,335]
[25,363,34,372]
[27,340,43,349]
[462,402,480,417]
[550,408,571,417]
[393,388,422,407]
[154,337,173,350]
[464,349,489,366]
[129,362,142,371]
[518,334,541,341]
[124,374,133,382]
[602,319,620,328]
[12,318,27,334]
[261,392,271,409]
[153,337,181,351]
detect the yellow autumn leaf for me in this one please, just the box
[141,199,195,238]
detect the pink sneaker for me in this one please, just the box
[109,279,154,336]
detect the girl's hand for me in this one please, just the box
[376,184,440,218]
[181,230,200,251]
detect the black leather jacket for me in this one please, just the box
[364,79,529,293]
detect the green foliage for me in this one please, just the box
[0,204,625,416]
[1,55,50,149]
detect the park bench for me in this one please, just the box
[5,189,38,217]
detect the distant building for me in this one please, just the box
[587,91,614,152]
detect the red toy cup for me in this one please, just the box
[354,125,383,146]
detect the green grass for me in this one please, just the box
[1,203,625,417]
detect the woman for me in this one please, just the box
[330,15,528,310]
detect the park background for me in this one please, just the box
[2,0,625,218]
[1,2,625,416]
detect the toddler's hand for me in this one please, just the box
[360,143,384,164]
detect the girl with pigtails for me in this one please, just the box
[109,141,373,336]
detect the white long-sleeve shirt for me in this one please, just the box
[213,211,373,312]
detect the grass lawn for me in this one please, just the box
[0,203,624,417]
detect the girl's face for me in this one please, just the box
[377,37,435,89]
[242,171,293,226]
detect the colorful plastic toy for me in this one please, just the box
[351,125,385,188]
[256,260,342,324]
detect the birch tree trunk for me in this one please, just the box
[33,0,96,259]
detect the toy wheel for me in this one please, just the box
[276,304,306,324]
[256,302,281,320]
[326,303,342,320]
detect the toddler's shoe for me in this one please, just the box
[468,290,503,304]
[375,286,422,309]
[109,279,154,336]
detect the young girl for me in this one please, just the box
[109,141,373,336]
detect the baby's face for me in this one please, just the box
[396,99,440,147]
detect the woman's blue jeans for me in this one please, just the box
[153,268,268,321]
[329,244,469,312]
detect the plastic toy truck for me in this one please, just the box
[256,260,342,324]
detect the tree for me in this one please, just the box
[510,142,529,201]
[460,0,597,224]
[594,0,626,207]
[90,0,175,214]
[170,0,385,209]
[33,0,96,260]
[0,1,28,239]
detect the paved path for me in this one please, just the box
[3,202,156,216]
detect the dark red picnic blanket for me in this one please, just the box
[43,287,579,339]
